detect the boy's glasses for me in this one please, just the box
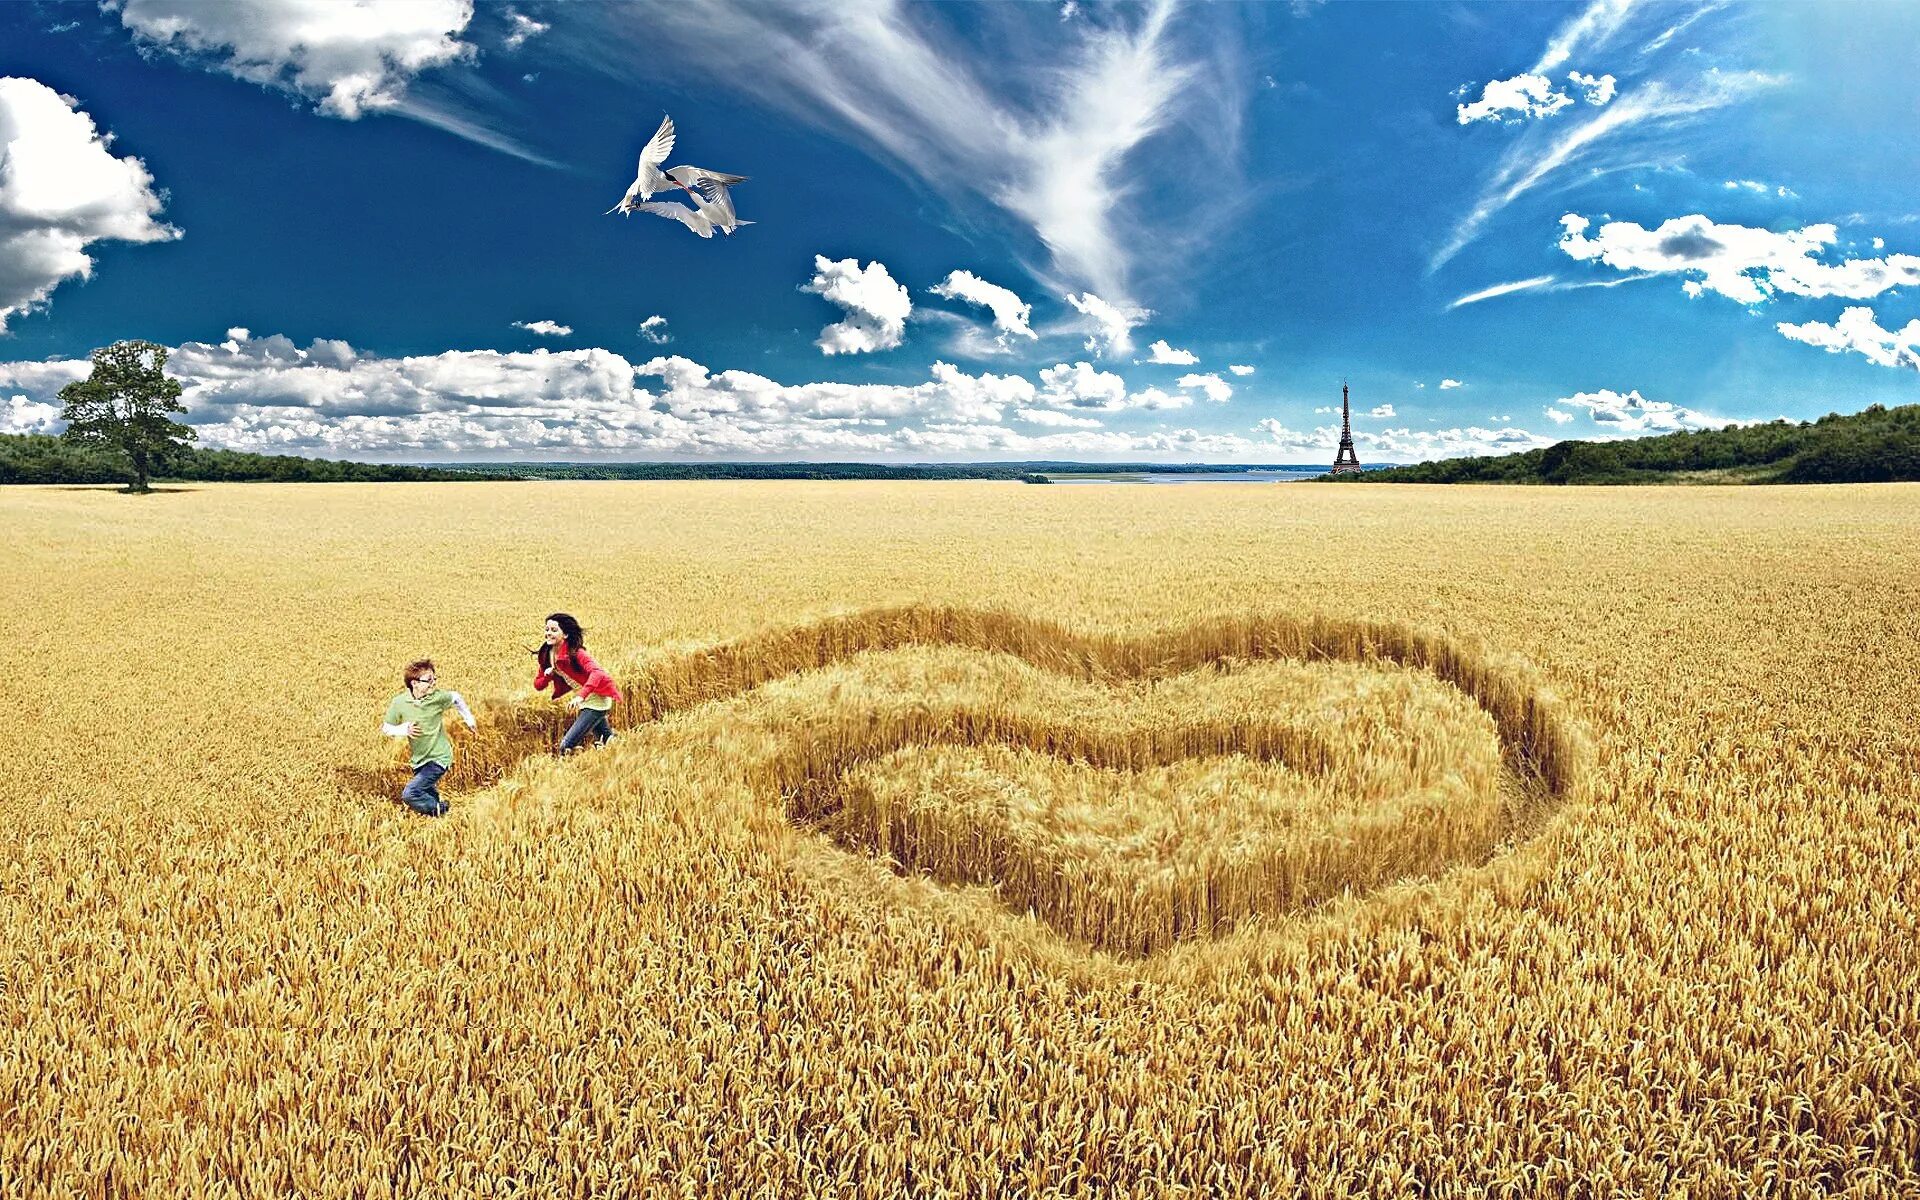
[413,677,436,686]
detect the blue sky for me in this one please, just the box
[1,0,1916,463]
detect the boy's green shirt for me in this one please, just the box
[385,690,457,769]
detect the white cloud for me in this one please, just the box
[1176,372,1233,403]
[114,0,476,120]
[1037,360,1127,409]
[1369,404,1396,418]
[1435,69,1782,270]
[1313,406,1336,414]
[1457,74,1573,125]
[927,270,1036,346]
[1568,71,1617,105]
[802,256,912,355]
[1257,417,1557,461]
[1448,275,1558,309]
[1723,178,1795,199]
[1440,378,1464,389]
[638,315,671,344]
[503,9,549,51]
[1065,291,1148,357]
[609,2,1230,304]
[0,77,181,330]
[3,394,61,434]
[1776,306,1920,371]
[513,319,572,337]
[1554,388,1730,432]
[1536,0,1640,73]
[1014,407,1101,428]
[1228,364,1254,376]
[1545,406,1575,423]
[1143,339,1198,365]
[1558,213,1920,305]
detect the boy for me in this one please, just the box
[380,659,476,817]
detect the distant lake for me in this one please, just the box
[1044,469,1328,484]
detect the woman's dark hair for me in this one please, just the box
[539,613,585,673]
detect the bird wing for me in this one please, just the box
[637,115,675,174]
[668,166,749,197]
[637,200,714,237]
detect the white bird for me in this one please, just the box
[665,164,749,205]
[606,115,676,215]
[636,190,755,238]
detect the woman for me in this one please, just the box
[535,612,624,752]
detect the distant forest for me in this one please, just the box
[0,434,515,485]
[1322,403,1920,485]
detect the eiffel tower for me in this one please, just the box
[1330,382,1363,474]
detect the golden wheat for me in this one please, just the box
[0,480,1915,1198]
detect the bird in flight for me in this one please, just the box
[634,191,754,238]
[609,114,753,235]
[606,115,676,215]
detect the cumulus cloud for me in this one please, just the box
[0,77,181,330]
[1776,306,1920,371]
[3,395,61,434]
[926,270,1036,349]
[1369,404,1396,418]
[1176,372,1233,403]
[1228,364,1254,376]
[1545,406,1575,423]
[1457,74,1573,125]
[1435,68,1781,270]
[801,256,912,355]
[1568,71,1618,105]
[638,315,671,344]
[1143,339,1198,365]
[114,0,476,120]
[1559,213,1920,305]
[1014,407,1101,428]
[513,319,572,337]
[1037,360,1127,409]
[1440,378,1464,389]
[1554,388,1732,432]
[1257,416,1557,461]
[503,9,549,51]
[1065,291,1147,357]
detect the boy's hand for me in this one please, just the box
[403,721,419,738]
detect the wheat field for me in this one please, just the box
[0,480,1915,1197]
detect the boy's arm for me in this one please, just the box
[380,699,411,738]
[447,691,476,729]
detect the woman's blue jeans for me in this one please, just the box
[401,760,448,816]
[560,706,613,752]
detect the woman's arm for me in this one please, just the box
[572,649,615,693]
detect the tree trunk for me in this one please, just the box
[129,446,150,494]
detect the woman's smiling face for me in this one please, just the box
[544,619,563,645]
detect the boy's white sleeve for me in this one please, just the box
[380,721,409,737]
[449,691,476,727]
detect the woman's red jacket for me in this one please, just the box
[534,644,624,702]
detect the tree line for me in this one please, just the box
[1322,403,1920,485]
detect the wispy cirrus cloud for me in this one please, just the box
[1434,66,1781,271]
[583,0,1239,305]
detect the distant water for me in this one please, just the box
[1045,468,1328,484]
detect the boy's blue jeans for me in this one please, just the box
[560,707,613,752]
[401,760,449,816]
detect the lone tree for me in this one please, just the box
[58,340,195,494]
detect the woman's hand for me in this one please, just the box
[565,695,583,711]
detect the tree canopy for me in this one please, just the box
[57,340,195,493]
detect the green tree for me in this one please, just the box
[57,340,195,494]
